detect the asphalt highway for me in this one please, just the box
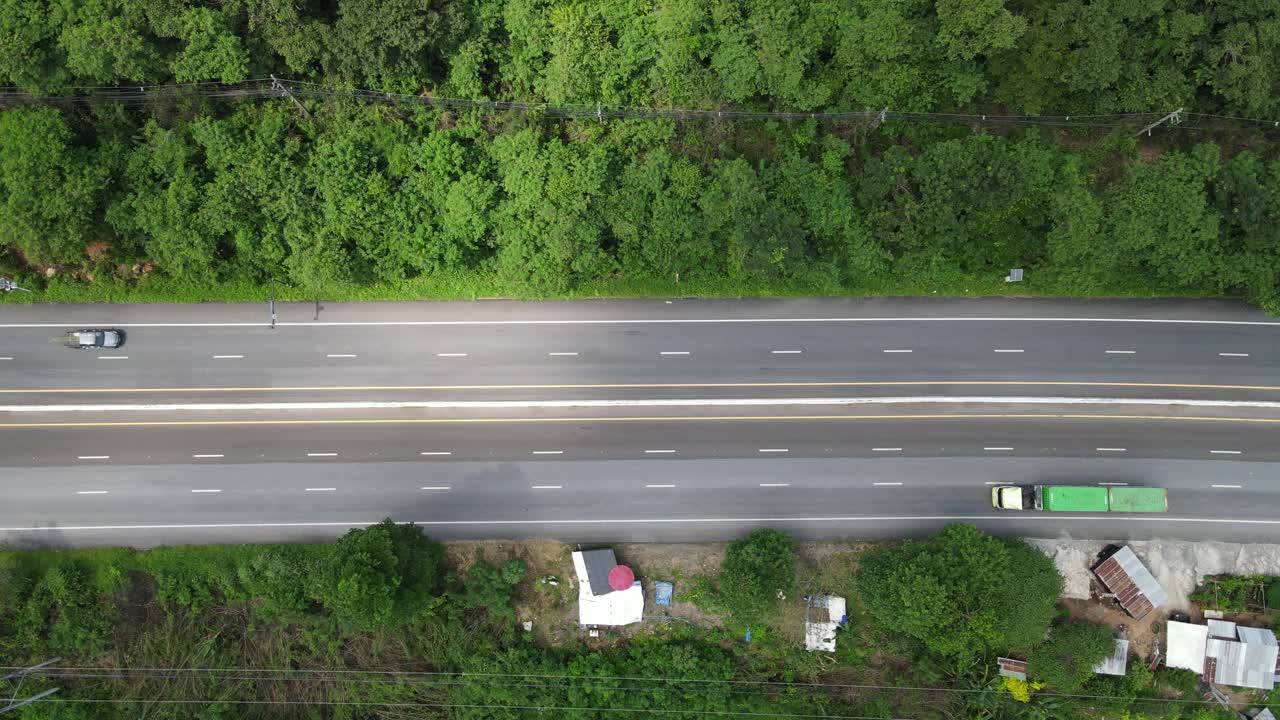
[1,297,1278,547]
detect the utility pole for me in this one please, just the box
[1136,107,1184,137]
[270,75,312,119]
[1,658,61,715]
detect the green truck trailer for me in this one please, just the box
[991,485,1168,512]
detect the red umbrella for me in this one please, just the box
[608,565,635,591]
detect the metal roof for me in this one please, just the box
[1207,636,1279,689]
[1094,639,1129,676]
[1166,621,1209,672]
[997,657,1027,680]
[1209,619,1238,639]
[1093,546,1169,619]
[576,548,619,596]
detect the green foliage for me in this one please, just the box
[315,519,445,630]
[17,563,112,657]
[448,558,525,626]
[717,528,796,623]
[1190,573,1269,612]
[0,107,107,265]
[1027,621,1115,691]
[855,523,1063,661]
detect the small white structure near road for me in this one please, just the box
[1093,638,1130,676]
[804,595,847,652]
[572,549,643,627]
[1167,620,1279,690]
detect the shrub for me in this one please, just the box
[1027,621,1115,691]
[718,529,796,623]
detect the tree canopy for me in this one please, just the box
[855,523,1064,661]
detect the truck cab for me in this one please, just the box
[991,485,1035,510]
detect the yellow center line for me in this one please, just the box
[3,380,1280,393]
[3,413,1280,429]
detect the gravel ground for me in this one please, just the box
[1030,538,1280,609]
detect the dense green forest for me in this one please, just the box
[0,0,1278,307]
[0,522,1243,718]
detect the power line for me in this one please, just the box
[0,78,1276,134]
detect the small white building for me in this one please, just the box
[572,549,643,627]
[1167,620,1279,690]
[804,595,846,652]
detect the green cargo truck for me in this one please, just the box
[991,485,1167,512]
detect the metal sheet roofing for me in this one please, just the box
[997,657,1027,680]
[1094,639,1130,676]
[1167,621,1209,673]
[575,548,619,596]
[1093,546,1169,619]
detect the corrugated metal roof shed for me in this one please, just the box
[1094,639,1129,676]
[997,657,1027,680]
[1206,634,1279,690]
[1208,619,1238,639]
[1250,708,1276,720]
[1167,621,1209,673]
[1093,546,1169,619]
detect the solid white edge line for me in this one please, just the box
[531,451,563,455]
[531,485,562,490]
[190,489,221,493]
[306,452,338,457]
[7,316,1280,328]
[420,486,451,491]
[1210,450,1243,454]
[436,353,468,357]
[547,352,578,356]
[419,452,452,456]
[192,454,224,458]
[872,447,902,452]
[983,447,1014,451]
[882,349,912,353]
[1098,482,1129,486]
[771,350,803,354]
[22,395,1280,413]
[644,449,676,454]
[19,515,1280,533]
[993,349,1024,353]
[77,455,109,459]
[0,357,12,360]
[1219,353,1250,357]
[97,356,128,360]
[1212,484,1243,489]
[645,484,676,488]
[212,355,243,359]
[757,448,789,453]
[75,490,108,495]
[304,487,336,492]
[759,483,790,487]
[1105,350,1136,354]
[325,354,357,358]
[873,482,903,486]
[659,351,690,355]
[1096,448,1127,452]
